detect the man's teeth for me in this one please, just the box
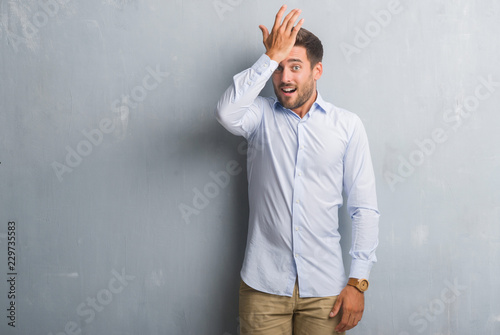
[282,88,296,93]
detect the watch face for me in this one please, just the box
[359,279,369,291]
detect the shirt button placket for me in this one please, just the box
[292,122,305,275]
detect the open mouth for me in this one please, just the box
[281,87,297,96]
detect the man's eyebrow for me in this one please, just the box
[286,58,303,63]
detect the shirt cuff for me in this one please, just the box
[349,259,374,280]
[251,53,279,75]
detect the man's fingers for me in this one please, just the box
[292,18,305,35]
[335,310,360,332]
[329,296,342,317]
[272,5,287,32]
[336,311,350,332]
[284,9,302,32]
[263,6,304,62]
[259,25,269,42]
[335,312,357,332]
[280,8,299,32]
[348,313,358,328]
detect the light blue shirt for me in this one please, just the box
[215,54,379,297]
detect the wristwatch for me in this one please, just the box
[347,278,369,293]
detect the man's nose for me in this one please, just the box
[280,68,292,83]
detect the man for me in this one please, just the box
[215,5,379,334]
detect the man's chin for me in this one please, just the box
[281,101,304,111]
[277,96,297,110]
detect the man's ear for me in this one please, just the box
[313,62,323,81]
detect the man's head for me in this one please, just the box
[272,28,323,115]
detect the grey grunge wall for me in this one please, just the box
[1,0,499,334]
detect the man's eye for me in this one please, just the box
[293,65,301,71]
[275,66,283,72]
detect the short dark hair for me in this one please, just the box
[294,28,323,67]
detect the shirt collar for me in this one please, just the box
[313,92,328,113]
[273,91,328,115]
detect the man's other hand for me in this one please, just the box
[259,5,304,63]
[329,285,365,332]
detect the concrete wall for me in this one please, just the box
[1,0,499,334]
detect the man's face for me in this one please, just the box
[272,46,322,112]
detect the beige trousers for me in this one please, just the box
[239,279,345,335]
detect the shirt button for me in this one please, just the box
[295,227,299,231]
[296,200,300,204]
[295,254,299,258]
[298,172,302,176]
[300,146,304,150]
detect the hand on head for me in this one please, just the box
[259,5,304,63]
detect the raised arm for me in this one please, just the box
[215,5,304,138]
